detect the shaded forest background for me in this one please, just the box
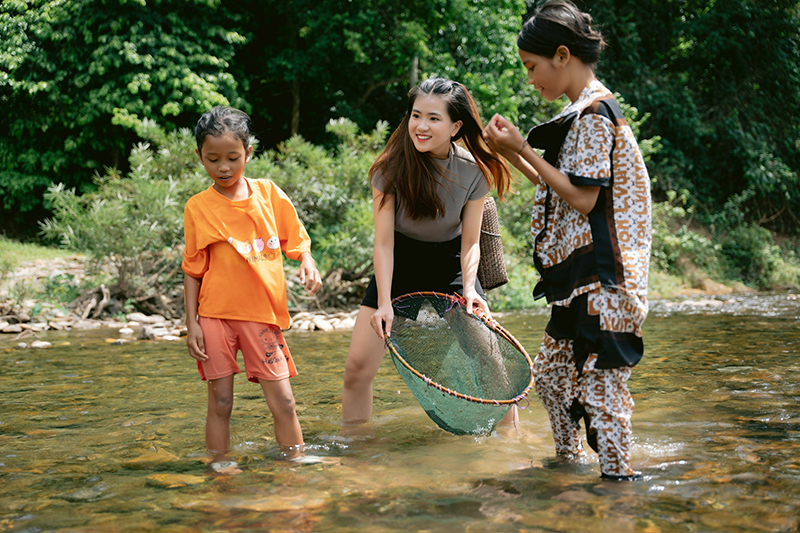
[1,0,799,315]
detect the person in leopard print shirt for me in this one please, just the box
[483,0,651,479]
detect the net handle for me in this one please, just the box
[387,291,535,406]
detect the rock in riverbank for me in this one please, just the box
[1,257,359,346]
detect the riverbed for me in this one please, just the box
[1,292,798,532]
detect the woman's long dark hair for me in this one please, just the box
[517,0,605,67]
[370,77,511,220]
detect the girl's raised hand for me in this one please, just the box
[482,114,526,156]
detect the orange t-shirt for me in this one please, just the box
[181,178,311,329]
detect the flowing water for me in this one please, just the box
[1,293,799,532]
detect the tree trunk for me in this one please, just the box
[291,77,300,136]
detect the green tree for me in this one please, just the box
[0,0,245,235]
[229,0,553,151]
[588,0,800,233]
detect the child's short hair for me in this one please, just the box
[195,106,251,153]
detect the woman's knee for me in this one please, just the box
[343,351,380,390]
[344,353,366,381]
[344,331,385,389]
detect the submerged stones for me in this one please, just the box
[146,473,209,488]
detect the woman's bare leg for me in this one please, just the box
[342,306,388,423]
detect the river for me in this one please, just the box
[1,292,798,532]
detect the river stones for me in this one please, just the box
[146,473,209,488]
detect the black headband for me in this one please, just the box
[517,17,600,64]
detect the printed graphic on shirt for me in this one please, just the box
[228,236,252,254]
[228,235,278,262]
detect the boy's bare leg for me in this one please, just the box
[206,375,235,463]
[259,377,303,458]
[342,306,387,423]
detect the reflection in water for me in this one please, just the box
[1,293,799,532]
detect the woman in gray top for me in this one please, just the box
[342,77,512,423]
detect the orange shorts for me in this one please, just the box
[197,317,298,383]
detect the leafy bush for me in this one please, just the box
[719,224,799,289]
[39,114,390,313]
[40,114,207,315]
[248,118,388,244]
[38,106,798,318]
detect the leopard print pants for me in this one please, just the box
[534,332,634,478]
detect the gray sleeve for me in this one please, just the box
[468,167,490,201]
[370,169,390,193]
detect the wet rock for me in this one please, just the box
[124,448,180,467]
[146,473,208,488]
[118,327,135,336]
[72,319,102,329]
[234,496,327,512]
[2,324,22,333]
[0,321,8,330]
[173,495,327,513]
[30,340,52,349]
[312,316,334,332]
[139,325,172,340]
[553,489,595,502]
[16,342,27,349]
[60,484,109,502]
[126,312,166,324]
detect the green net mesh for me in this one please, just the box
[387,292,534,436]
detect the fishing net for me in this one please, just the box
[387,292,535,435]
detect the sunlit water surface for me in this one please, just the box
[1,293,799,532]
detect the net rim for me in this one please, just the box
[387,291,535,406]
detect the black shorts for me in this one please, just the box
[361,231,486,309]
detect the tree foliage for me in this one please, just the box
[38,116,207,316]
[0,0,244,233]
[587,0,800,233]
[2,0,800,281]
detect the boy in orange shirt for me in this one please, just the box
[182,106,322,471]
